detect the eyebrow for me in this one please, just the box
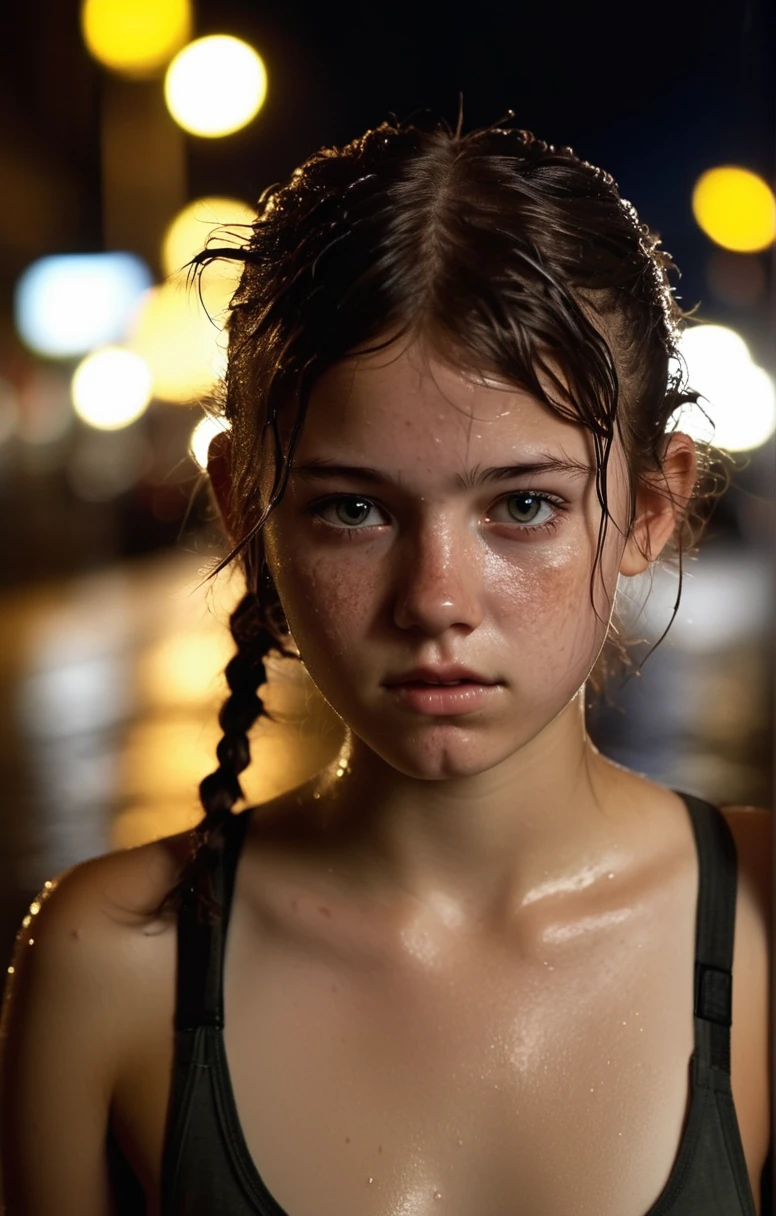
[290,455,593,489]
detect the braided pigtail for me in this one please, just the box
[155,581,294,922]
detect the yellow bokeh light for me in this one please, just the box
[128,280,230,404]
[81,0,191,77]
[692,166,776,253]
[162,196,255,277]
[71,347,153,430]
[164,35,267,137]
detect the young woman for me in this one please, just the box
[1,115,771,1216]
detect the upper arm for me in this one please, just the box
[0,856,156,1216]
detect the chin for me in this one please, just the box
[356,726,524,782]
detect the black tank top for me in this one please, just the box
[154,794,767,1215]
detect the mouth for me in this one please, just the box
[382,677,503,716]
[383,667,500,688]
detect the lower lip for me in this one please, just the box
[384,682,502,715]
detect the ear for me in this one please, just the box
[619,432,698,577]
[206,430,237,543]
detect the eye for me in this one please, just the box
[311,495,386,529]
[487,492,562,529]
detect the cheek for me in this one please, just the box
[268,540,381,658]
[487,541,612,670]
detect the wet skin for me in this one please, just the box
[258,337,697,922]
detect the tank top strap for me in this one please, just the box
[677,792,737,1075]
[174,809,252,1032]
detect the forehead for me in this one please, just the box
[300,340,595,467]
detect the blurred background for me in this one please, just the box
[0,0,773,971]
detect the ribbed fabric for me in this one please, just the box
[152,795,764,1215]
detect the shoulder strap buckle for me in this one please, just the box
[694,960,732,1027]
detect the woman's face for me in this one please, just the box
[263,340,634,780]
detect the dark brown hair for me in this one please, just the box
[160,111,725,920]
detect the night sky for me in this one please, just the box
[3,0,773,361]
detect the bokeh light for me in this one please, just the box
[128,280,230,403]
[190,414,230,470]
[164,35,267,137]
[162,196,255,277]
[71,347,153,430]
[673,325,776,451]
[692,167,776,253]
[15,253,152,359]
[81,0,192,77]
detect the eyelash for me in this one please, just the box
[306,492,567,538]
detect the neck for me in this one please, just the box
[306,695,636,927]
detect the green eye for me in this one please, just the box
[506,494,544,524]
[333,498,373,525]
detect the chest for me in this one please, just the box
[113,842,769,1216]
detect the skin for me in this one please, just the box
[213,335,698,926]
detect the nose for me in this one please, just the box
[392,522,484,636]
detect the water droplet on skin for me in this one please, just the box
[607,872,614,879]
[457,1137,463,1146]
[433,1191,443,1200]
[368,1176,374,1185]
[7,965,14,974]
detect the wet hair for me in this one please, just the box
[158,111,726,920]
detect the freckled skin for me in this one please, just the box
[264,339,632,784]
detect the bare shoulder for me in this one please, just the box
[2,828,194,1064]
[720,804,772,938]
[7,829,191,974]
[0,830,194,1214]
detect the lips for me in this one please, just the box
[383,666,498,687]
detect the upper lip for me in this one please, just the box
[383,666,498,686]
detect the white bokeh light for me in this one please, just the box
[672,324,775,451]
[190,414,229,470]
[15,253,152,358]
[71,347,153,430]
[164,35,267,137]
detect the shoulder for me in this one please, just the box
[720,804,771,890]
[0,831,194,1211]
[720,804,771,913]
[2,829,193,1062]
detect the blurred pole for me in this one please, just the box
[100,76,186,275]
